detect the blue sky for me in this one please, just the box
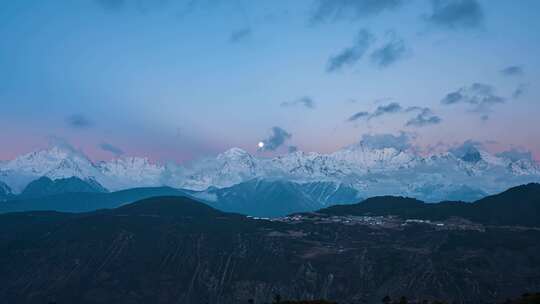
[0,0,539,162]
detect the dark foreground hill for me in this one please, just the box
[1,193,540,304]
[319,183,540,226]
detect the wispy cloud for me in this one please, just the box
[99,142,124,156]
[405,107,442,127]
[497,148,533,162]
[259,127,292,151]
[229,28,252,43]
[281,96,316,109]
[66,114,93,129]
[371,102,403,118]
[288,146,298,153]
[347,102,402,121]
[425,0,484,30]
[370,34,406,67]
[358,132,412,151]
[327,29,374,72]
[347,111,370,122]
[513,83,528,99]
[501,65,524,76]
[348,103,441,128]
[448,139,484,158]
[310,0,403,24]
[441,83,505,113]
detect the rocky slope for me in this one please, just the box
[19,176,108,199]
[191,178,362,217]
[0,181,12,201]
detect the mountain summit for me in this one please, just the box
[0,144,539,202]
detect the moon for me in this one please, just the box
[258,142,265,149]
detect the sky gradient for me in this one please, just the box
[1,0,539,162]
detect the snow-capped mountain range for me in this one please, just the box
[1,143,539,202]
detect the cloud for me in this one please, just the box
[259,127,292,151]
[405,107,442,127]
[425,139,500,156]
[288,146,298,153]
[449,139,484,158]
[500,65,524,76]
[347,111,370,122]
[441,91,463,104]
[99,142,124,156]
[370,35,406,67]
[347,102,402,122]
[327,29,374,72]
[370,102,403,118]
[441,83,505,113]
[496,148,533,162]
[310,0,403,23]
[358,132,412,150]
[426,0,484,30]
[347,103,441,128]
[66,114,93,129]
[229,28,252,43]
[281,96,316,109]
[513,83,527,99]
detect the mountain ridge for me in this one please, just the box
[1,181,539,226]
[20,176,108,199]
[0,178,361,217]
[318,183,540,226]
[1,143,539,202]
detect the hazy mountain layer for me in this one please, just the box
[0,178,361,217]
[19,176,108,199]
